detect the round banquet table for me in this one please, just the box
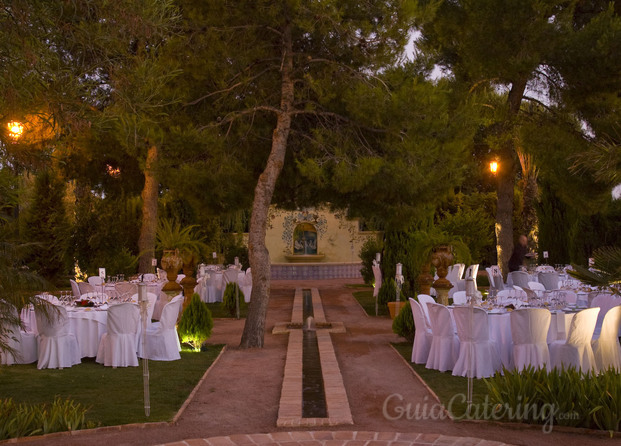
[65,306,108,358]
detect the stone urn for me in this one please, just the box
[161,249,183,293]
[431,244,453,306]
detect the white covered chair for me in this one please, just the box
[240,268,253,303]
[0,306,37,365]
[425,303,460,372]
[538,272,559,290]
[138,294,183,361]
[446,263,465,285]
[510,308,551,371]
[452,306,501,378]
[416,294,435,328]
[508,271,530,289]
[591,305,621,372]
[35,305,81,369]
[464,264,479,283]
[141,273,157,282]
[96,303,140,367]
[590,293,618,338]
[409,298,432,364]
[70,279,81,299]
[78,281,95,296]
[549,307,599,373]
[128,292,158,321]
[115,282,138,300]
[452,291,467,305]
[87,276,103,286]
[528,281,545,292]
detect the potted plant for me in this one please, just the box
[156,219,207,304]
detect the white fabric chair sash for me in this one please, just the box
[409,298,432,364]
[138,294,183,361]
[591,305,621,372]
[549,307,599,373]
[452,306,501,378]
[425,303,460,372]
[510,308,551,371]
[35,305,81,369]
[96,303,140,367]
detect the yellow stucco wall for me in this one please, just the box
[264,207,379,263]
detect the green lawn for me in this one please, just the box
[351,287,390,317]
[0,345,224,427]
[392,342,491,419]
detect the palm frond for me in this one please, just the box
[569,246,621,295]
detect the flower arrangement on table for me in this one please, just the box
[75,299,95,307]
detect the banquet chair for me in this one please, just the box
[549,307,599,373]
[590,293,618,338]
[128,292,158,321]
[115,282,138,299]
[78,281,95,296]
[447,263,465,285]
[425,303,460,372]
[510,308,551,371]
[35,305,81,369]
[452,306,501,378]
[87,276,103,287]
[538,272,560,290]
[452,291,467,305]
[96,303,140,367]
[528,281,546,292]
[70,279,81,299]
[562,290,577,305]
[141,273,157,282]
[417,294,435,327]
[240,269,253,303]
[151,291,170,320]
[409,298,432,364]
[508,271,530,289]
[372,262,382,299]
[591,305,621,372]
[157,268,167,280]
[138,294,183,361]
[0,305,37,365]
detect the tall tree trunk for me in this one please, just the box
[240,22,294,349]
[138,144,159,273]
[496,78,527,278]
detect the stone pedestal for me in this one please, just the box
[431,244,454,306]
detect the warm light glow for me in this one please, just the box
[106,164,121,178]
[7,121,24,139]
[490,160,498,174]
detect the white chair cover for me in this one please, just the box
[115,282,138,299]
[510,308,551,371]
[487,265,505,291]
[425,303,460,372]
[96,303,140,367]
[452,307,501,378]
[70,280,81,299]
[416,294,435,328]
[35,305,81,369]
[452,291,467,305]
[78,281,95,296]
[372,263,382,298]
[240,269,253,303]
[157,268,167,280]
[464,264,479,282]
[538,272,559,290]
[87,276,103,286]
[142,273,157,282]
[590,293,618,338]
[528,281,545,292]
[549,307,599,373]
[562,290,577,305]
[446,263,465,285]
[0,307,37,365]
[508,271,530,289]
[138,294,183,361]
[409,298,432,364]
[591,305,621,372]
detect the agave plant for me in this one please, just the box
[569,246,621,295]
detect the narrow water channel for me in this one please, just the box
[301,289,328,418]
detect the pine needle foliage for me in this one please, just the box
[177,293,213,351]
[221,283,246,317]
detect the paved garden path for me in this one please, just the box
[14,279,611,446]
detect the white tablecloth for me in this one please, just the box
[66,306,108,357]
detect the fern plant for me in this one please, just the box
[177,293,213,351]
